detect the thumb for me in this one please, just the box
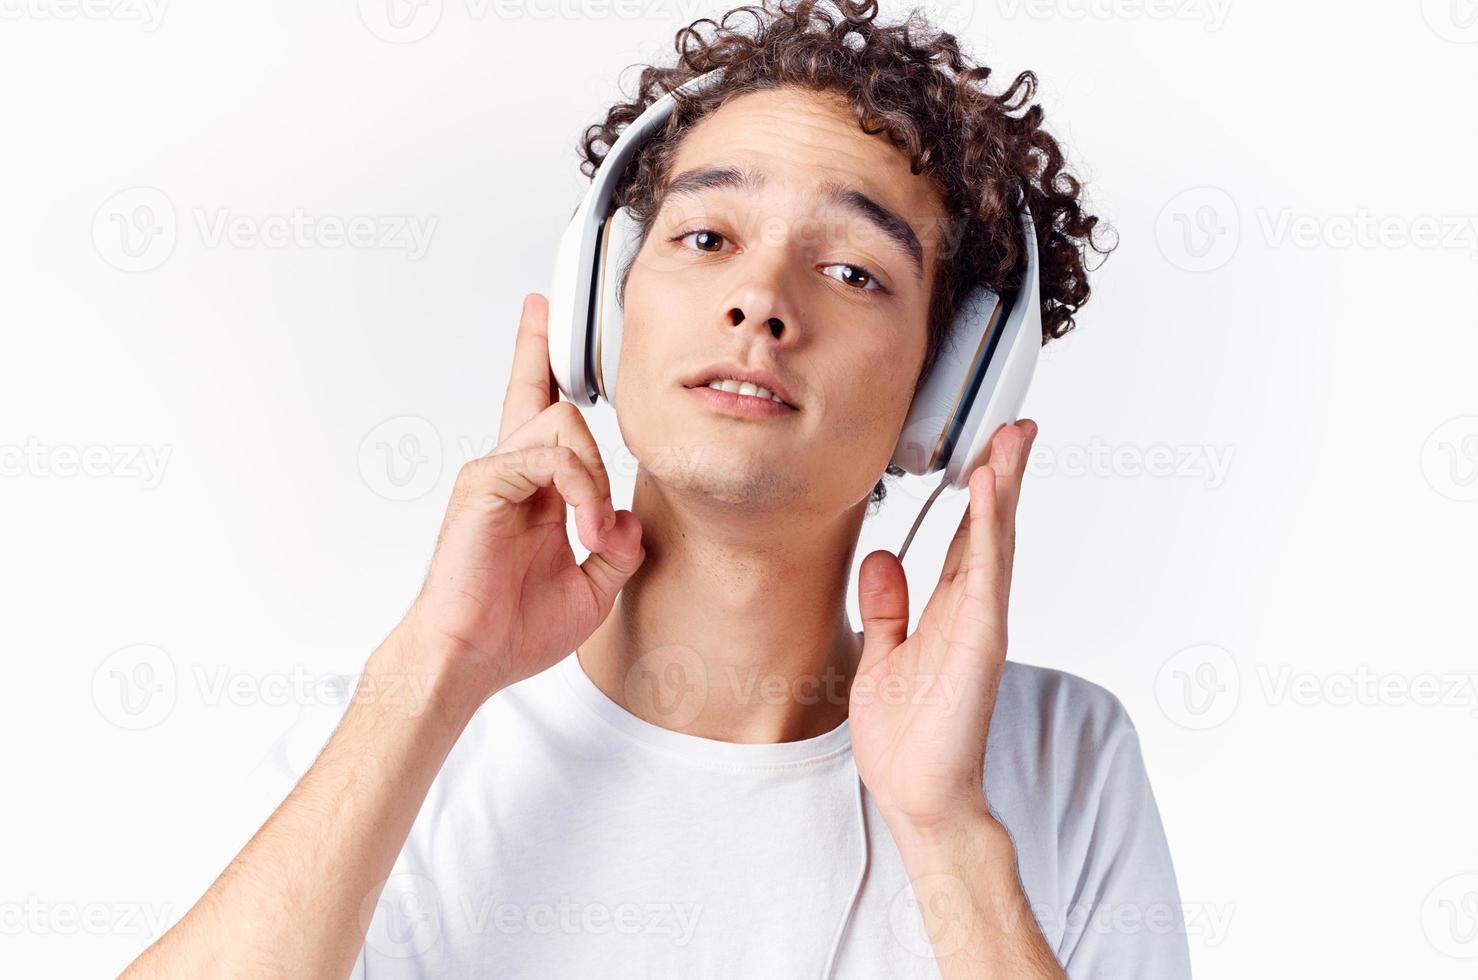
[578,509,645,605]
[857,549,909,665]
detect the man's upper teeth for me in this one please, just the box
[705,378,784,404]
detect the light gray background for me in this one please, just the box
[3,0,1476,975]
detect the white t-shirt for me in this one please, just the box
[261,652,1192,979]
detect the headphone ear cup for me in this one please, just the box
[593,206,646,410]
[891,284,1005,479]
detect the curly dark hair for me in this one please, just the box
[576,0,1115,512]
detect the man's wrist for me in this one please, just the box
[883,805,1064,978]
[364,622,494,734]
[882,802,1011,858]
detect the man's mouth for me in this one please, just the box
[682,362,799,410]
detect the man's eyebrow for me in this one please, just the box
[660,164,925,284]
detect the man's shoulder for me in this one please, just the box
[984,660,1153,830]
[993,659,1139,747]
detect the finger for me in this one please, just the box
[498,293,555,445]
[857,549,910,672]
[989,419,1037,597]
[934,422,1028,591]
[577,509,646,609]
[936,492,973,589]
[497,400,614,517]
[467,445,612,553]
[951,463,1007,669]
[990,419,1036,535]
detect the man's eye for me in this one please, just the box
[822,262,885,293]
[671,229,886,295]
[673,229,730,253]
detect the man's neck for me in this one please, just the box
[578,470,868,744]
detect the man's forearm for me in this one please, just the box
[122,630,478,979]
[889,810,1065,980]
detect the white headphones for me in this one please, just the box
[548,67,1043,554]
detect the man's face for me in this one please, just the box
[616,85,946,516]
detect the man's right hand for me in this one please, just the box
[395,291,645,711]
[120,291,645,980]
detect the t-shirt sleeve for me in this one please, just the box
[1052,700,1193,979]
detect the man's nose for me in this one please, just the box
[718,253,798,344]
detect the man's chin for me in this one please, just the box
[635,446,804,510]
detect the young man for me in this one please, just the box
[123,3,1190,977]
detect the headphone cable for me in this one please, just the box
[822,471,950,977]
[897,474,951,563]
[820,758,869,980]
